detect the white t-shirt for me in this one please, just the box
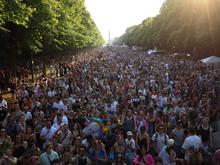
[40,126,57,144]
[125,138,136,153]
[51,123,63,131]
[182,135,202,160]
[0,99,7,110]
[111,101,118,112]
[25,111,32,120]
[18,90,28,100]
[48,90,57,97]
[158,96,167,107]
[52,100,64,110]
[152,133,169,152]
[62,115,68,125]
[67,97,75,107]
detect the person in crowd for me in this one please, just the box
[213,149,220,165]
[0,148,17,165]
[0,95,7,111]
[13,134,28,159]
[113,134,125,159]
[152,124,169,154]
[197,117,213,149]
[0,47,218,164]
[171,121,184,156]
[123,109,136,134]
[40,121,57,148]
[71,145,91,165]
[125,131,136,165]
[136,126,150,153]
[159,139,177,165]
[40,143,59,165]
[182,127,203,163]
[93,140,108,165]
[112,154,127,165]
[133,144,155,165]
[58,124,72,148]
[0,129,11,156]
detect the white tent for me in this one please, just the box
[201,56,220,64]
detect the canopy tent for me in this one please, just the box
[201,56,220,64]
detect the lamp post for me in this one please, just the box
[173,45,176,53]
[31,54,34,82]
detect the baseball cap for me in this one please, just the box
[127,131,133,136]
[167,139,175,146]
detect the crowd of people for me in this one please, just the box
[0,47,220,165]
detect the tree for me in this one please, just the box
[0,0,104,66]
[114,0,220,57]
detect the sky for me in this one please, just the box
[85,0,165,41]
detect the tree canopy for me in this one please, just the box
[113,0,220,56]
[0,0,104,56]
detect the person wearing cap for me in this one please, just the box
[125,131,136,165]
[159,139,177,165]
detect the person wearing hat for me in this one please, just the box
[125,131,136,165]
[159,139,178,165]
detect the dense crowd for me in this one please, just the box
[0,47,220,165]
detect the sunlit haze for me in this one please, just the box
[85,0,165,41]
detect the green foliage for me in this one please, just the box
[114,0,220,56]
[0,0,35,31]
[0,0,104,56]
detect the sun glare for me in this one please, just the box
[85,0,164,41]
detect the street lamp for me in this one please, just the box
[31,54,34,82]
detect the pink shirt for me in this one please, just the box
[133,154,155,165]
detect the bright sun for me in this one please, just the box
[85,0,165,41]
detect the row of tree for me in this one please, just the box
[0,0,104,61]
[113,0,220,56]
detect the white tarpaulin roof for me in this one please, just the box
[201,56,220,64]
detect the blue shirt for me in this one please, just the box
[40,151,59,165]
